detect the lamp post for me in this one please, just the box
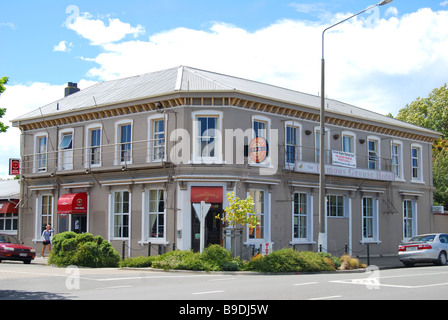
[318,0,393,252]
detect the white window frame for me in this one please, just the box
[326,194,346,218]
[292,192,312,243]
[250,115,272,167]
[362,196,379,243]
[34,194,53,242]
[285,121,301,169]
[0,206,18,234]
[147,115,166,163]
[403,199,417,241]
[58,128,74,171]
[411,144,423,183]
[391,140,404,180]
[246,189,270,244]
[143,188,166,243]
[314,126,330,163]
[111,190,131,240]
[342,131,356,154]
[34,133,48,173]
[367,136,381,170]
[192,110,223,164]
[115,119,133,166]
[85,123,102,168]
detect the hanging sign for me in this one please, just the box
[9,159,20,175]
[249,137,268,163]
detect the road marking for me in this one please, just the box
[192,290,224,295]
[294,282,318,286]
[309,295,341,300]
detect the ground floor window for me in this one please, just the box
[248,190,265,240]
[147,189,165,240]
[40,195,53,233]
[327,195,345,217]
[293,193,310,240]
[362,197,378,241]
[113,191,130,238]
[0,213,18,232]
[403,199,416,239]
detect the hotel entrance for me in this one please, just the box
[190,187,224,252]
[191,203,223,252]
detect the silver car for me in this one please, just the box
[398,233,448,267]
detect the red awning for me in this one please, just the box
[191,187,223,203]
[0,200,18,214]
[57,193,88,215]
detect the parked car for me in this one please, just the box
[398,233,448,267]
[0,234,36,264]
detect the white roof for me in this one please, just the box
[0,180,20,200]
[12,66,440,137]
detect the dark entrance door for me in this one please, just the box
[72,215,87,234]
[191,204,223,252]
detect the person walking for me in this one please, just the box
[41,225,54,258]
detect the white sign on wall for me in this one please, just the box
[332,150,356,168]
[295,161,395,181]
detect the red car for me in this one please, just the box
[0,234,36,264]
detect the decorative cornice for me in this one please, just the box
[18,94,438,143]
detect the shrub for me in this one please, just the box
[202,245,233,269]
[339,254,366,270]
[118,246,340,273]
[49,232,120,268]
[248,248,336,273]
[151,250,208,271]
[317,252,342,270]
[120,256,155,268]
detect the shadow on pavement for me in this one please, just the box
[0,290,71,300]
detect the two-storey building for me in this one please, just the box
[12,66,440,258]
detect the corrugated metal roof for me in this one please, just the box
[11,66,440,137]
[0,180,20,200]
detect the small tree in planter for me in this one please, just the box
[216,192,258,258]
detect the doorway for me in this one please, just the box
[191,204,223,252]
[72,215,87,234]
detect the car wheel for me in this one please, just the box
[435,252,447,266]
[23,259,31,264]
[403,261,414,267]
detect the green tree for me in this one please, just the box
[0,76,9,133]
[396,84,448,139]
[217,192,258,229]
[395,83,448,207]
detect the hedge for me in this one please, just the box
[120,245,344,273]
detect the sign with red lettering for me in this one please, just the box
[9,159,20,175]
[249,137,268,163]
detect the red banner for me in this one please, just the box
[191,187,223,203]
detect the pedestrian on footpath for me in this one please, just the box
[41,225,54,258]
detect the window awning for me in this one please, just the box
[0,200,18,214]
[191,187,223,203]
[57,193,87,215]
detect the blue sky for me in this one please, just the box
[0,0,447,178]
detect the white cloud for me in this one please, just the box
[53,40,73,52]
[76,8,448,117]
[441,1,448,7]
[385,7,399,17]
[67,13,145,45]
[4,6,448,177]
[0,80,96,178]
[0,22,16,30]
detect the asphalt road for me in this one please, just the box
[1,261,448,304]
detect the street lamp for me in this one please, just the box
[318,0,393,252]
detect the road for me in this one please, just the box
[1,261,448,303]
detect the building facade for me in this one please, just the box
[12,66,442,258]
